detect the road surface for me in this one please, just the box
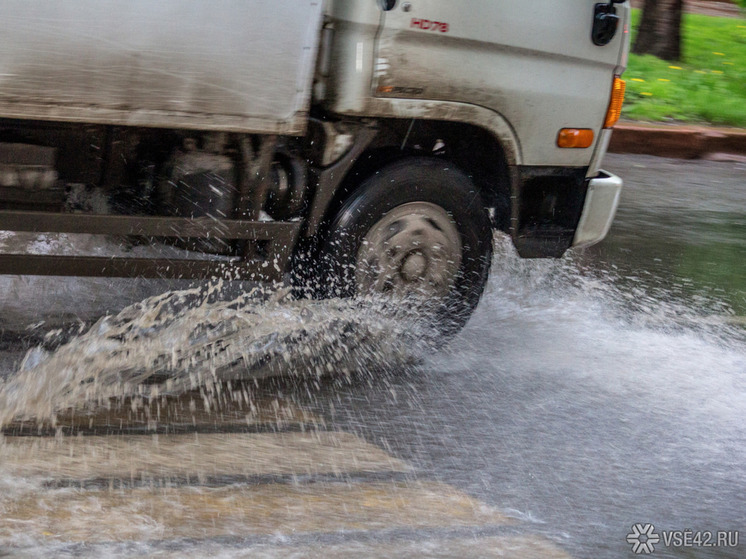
[1,153,744,558]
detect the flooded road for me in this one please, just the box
[1,153,745,558]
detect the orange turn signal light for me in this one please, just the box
[604,76,626,128]
[557,128,594,149]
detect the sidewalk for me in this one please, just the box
[609,121,746,160]
[630,0,742,19]
[615,0,745,159]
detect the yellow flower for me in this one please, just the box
[668,66,683,70]
[713,52,725,56]
[631,78,645,82]
[640,92,653,96]
[658,78,671,82]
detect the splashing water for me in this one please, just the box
[455,236,746,429]
[0,282,436,427]
[2,234,744,428]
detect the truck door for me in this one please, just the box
[373,0,629,166]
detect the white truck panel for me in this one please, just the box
[0,1,325,135]
[325,0,629,167]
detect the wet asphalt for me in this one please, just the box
[1,153,745,558]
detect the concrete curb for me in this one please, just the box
[609,122,746,160]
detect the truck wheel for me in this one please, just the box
[318,157,493,335]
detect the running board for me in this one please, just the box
[0,210,301,280]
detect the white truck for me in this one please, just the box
[0,0,629,331]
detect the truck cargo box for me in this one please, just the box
[0,0,324,134]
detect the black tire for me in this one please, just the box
[317,157,493,335]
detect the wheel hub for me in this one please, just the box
[355,202,462,297]
[400,251,428,282]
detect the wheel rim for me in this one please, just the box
[355,202,462,297]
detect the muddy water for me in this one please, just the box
[0,154,744,558]
[0,286,433,426]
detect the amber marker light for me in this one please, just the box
[557,128,594,149]
[604,76,626,129]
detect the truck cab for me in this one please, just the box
[321,0,629,255]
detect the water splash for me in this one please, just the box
[454,236,746,424]
[0,283,434,427]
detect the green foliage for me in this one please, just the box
[623,10,746,126]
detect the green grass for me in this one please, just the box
[623,10,746,126]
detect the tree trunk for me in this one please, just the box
[632,0,683,61]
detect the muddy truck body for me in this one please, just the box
[0,0,630,329]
